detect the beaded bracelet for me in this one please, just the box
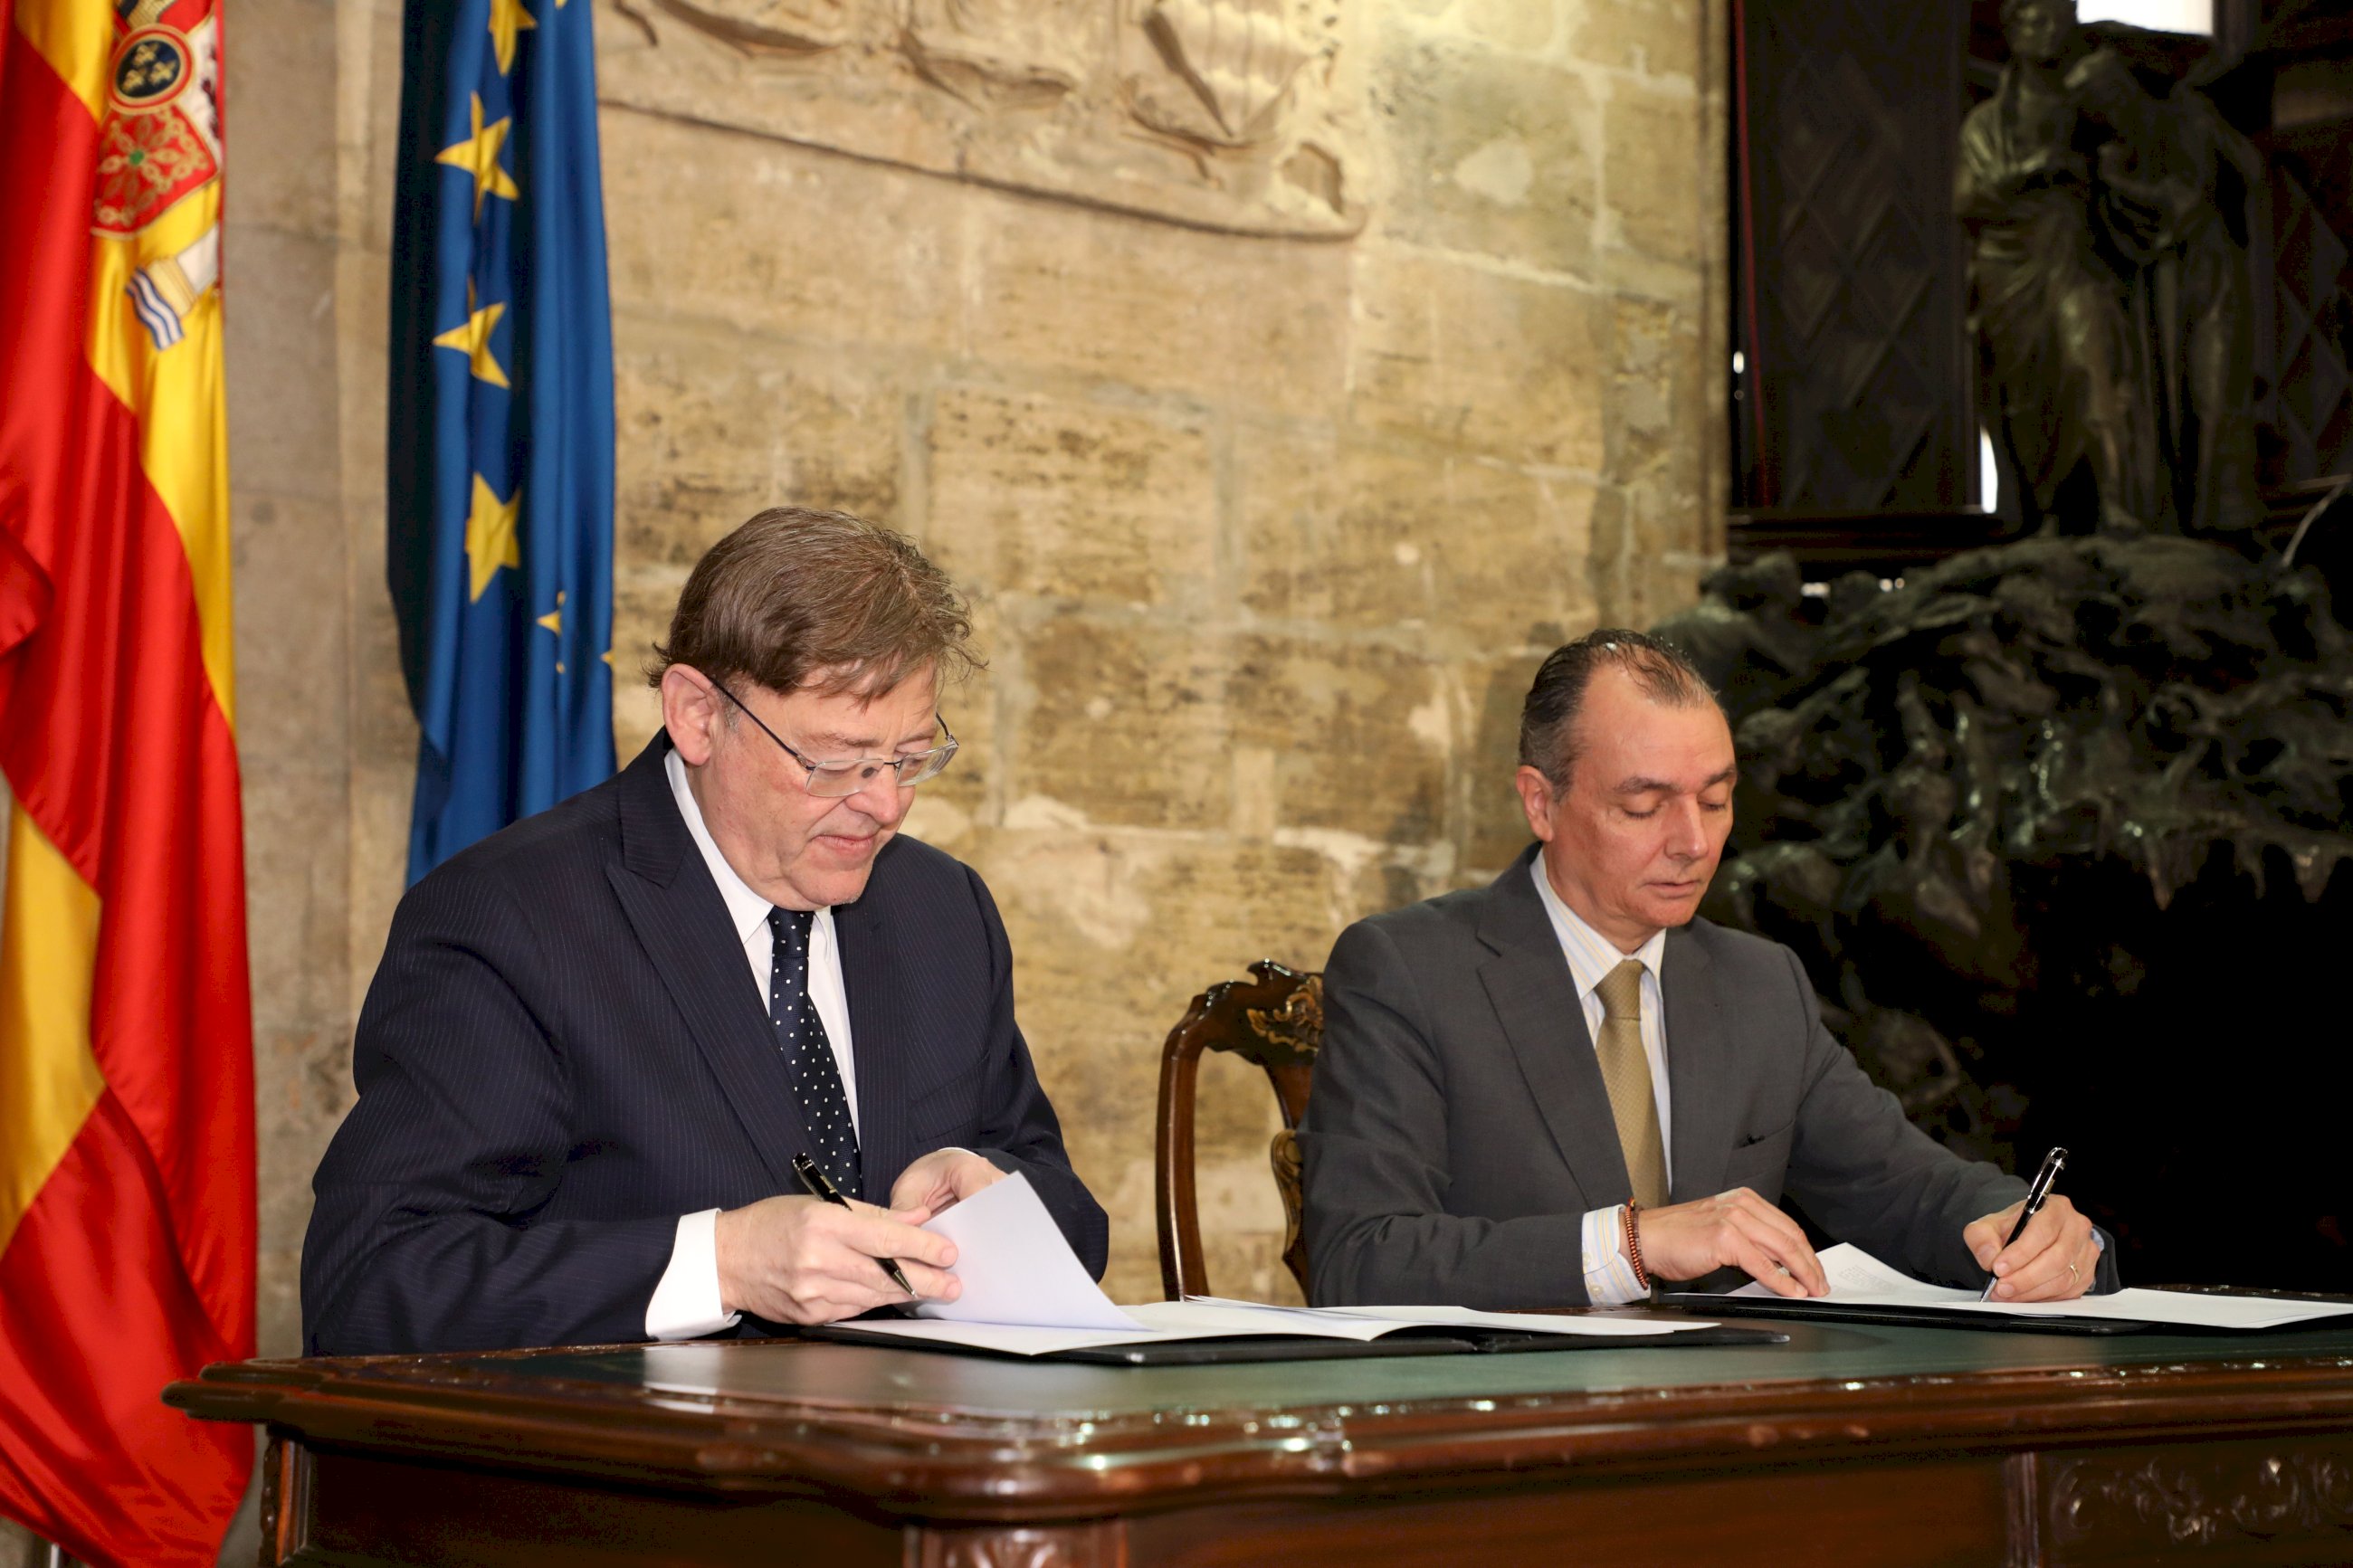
[1621,1200,1650,1291]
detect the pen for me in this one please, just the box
[792,1154,917,1297]
[1981,1145,2068,1300]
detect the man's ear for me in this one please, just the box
[661,666,721,765]
[1514,765,1561,843]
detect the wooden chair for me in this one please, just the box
[1153,960,1323,1301]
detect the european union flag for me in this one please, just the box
[387,0,615,884]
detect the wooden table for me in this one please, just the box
[168,1316,2353,1567]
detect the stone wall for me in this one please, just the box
[5,3,1719,1555]
[254,0,1729,1383]
[595,0,1729,1304]
[206,0,1727,1373]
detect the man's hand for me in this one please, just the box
[889,1148,1006,1218]
[714,1194,959,1325]
[1966,1193,2097,1301]
[1635,1189,1829,1298]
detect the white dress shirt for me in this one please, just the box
[644,747,860,1341]
[1526,859,1673,1308]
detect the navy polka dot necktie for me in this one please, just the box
[767,907,862,1199]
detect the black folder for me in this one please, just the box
[1652,1292,2152,1335]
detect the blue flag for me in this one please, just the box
[387,0,616,884]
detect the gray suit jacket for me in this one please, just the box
[1300,846,2034,1308]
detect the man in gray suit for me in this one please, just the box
[1300,630,2107,1309]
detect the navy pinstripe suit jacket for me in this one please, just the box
[301,736,1108,1355]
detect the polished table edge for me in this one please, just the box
[165,1333,2353,1523]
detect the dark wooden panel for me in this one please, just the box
[2262,1,2353,61]
[906,1523,1128,1568]
[1738,0,1973,509]
[1128,1460,2013,1568]
[2261,121,2353,483]
[2040,1434,2353,1566]
[289,1444,904,1568]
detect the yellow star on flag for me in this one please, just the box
[432,282,510,389]
[465,474,523,602]
[435,93,519,222]
[488,0,536,74]
[538,590,567,672]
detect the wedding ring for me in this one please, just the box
[2068,1261,2079,1282]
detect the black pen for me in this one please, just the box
[792,1154,916,1296]
[1982,1145,2068,1300]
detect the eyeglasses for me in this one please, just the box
[710,680,958,797]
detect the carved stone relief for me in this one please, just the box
[905,0,1096,106]
[640,0,852,54]
[601,0,1366,236]
[1136,0,1310,144]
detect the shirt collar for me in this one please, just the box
[1528,854,1667,1002]
[665,746,792,945]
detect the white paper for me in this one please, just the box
[1303,1302,1721,1336]
[1188,1297,1719,1337]
[832,1318,1172,1357]
[1736,1244,2353,1331]
[910,1171,1141,1330]
[1731,1244,1945,1299]
[872,1173,1728,1356]
[843,1300,1383,1356]
[846,1297,1720,1356]
[1138,1300,1392,1340]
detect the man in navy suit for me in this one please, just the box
[304,508,1107,1354]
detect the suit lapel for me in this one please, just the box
[834,860,910,1192]
[1662,927,1732,1203]
[1476,856,1633,1211]
[605,736,808,1191]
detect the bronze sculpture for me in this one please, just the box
[1658,536,2353,1287]
[1958,0,2262,536]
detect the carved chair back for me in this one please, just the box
[1154,960,1322,1301]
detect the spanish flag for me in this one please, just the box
[0,0,257,1563]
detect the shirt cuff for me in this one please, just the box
[645,1208,744,1341]
[1581,1204,1647,1307]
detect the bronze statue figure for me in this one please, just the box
[1656,534,2353,1287]
[1958,0,2262,537]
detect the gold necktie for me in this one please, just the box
[1595,958,1669,1208]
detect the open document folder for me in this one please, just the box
[1659,1243,2353,1335]
[810,1173,1758,1363]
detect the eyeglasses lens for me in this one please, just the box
[802,742,957,797]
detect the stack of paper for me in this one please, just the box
[834,1173,1720,1357]
[1739,1245,2353,1331]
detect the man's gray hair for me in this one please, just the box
[1517,629,1720,785]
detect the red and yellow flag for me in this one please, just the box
[0,0,256,1563]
